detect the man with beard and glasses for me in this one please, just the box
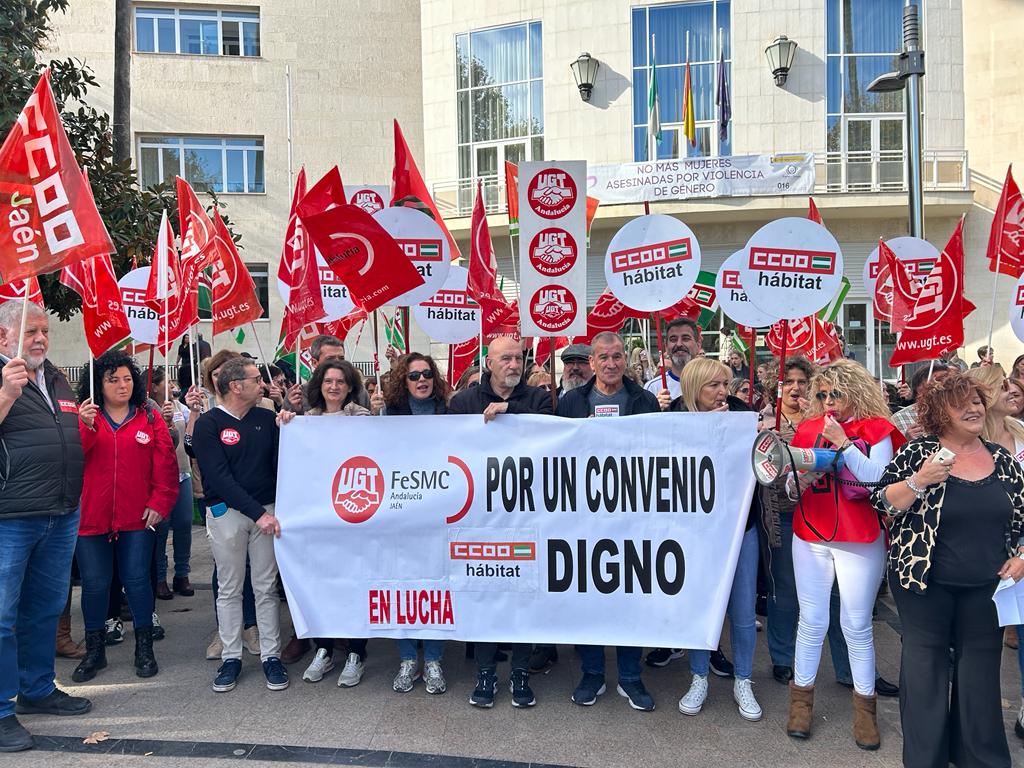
[557,344,592,398]
[643,317,702,400]
[448,335,552,708]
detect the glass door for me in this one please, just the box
[842,301,900,380]
[842,115,905,191]
[476,141,526,209]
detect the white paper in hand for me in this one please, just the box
[992,577,1024,626]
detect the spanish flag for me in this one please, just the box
[682,58,696,147]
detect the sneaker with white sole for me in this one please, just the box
[205,633,223,661]
[337,652,364,687]
[733,678,763,721]
[104,618,124,646]
[151,613,165,641]
[242,626,260,656]
[678,673,709,715]
[424,660,446,695]
[393,659,419,692]
[302,648,335,682]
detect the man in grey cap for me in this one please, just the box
[557,343,593,398]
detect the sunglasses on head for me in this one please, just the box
[815,389,844,401]
[407,370,435,382]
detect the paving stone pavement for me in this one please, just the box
[7,529,1024,767]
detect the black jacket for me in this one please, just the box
[448,371,553,415]
[0,359,84,518]
[556,375,660,418]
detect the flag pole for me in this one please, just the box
[89,352,94,403]
[15,295,29,358]
[372,310,381,385]
[249,321,273,383]
[188,323,197,393]
[548,336,557,410]
[295,333,301,385]
[774,320,790,431]
[652,313,668,390]
[747,327,755,407]
[402,307,411,355]
[877,315,885,391]
[285,65,294,192]
[986,236,1003,357]
[146,345,155,394]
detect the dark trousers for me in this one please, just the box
[77,530,155,632]
[314,638,367,660]
[475,642,530,671]
[891,575,1009,768]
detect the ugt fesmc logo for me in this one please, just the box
[749,247,836,275]
[530,285,577,333]
[529,228,577,277]
[332,456,385,524]
[527,169,577,219]
[350,190,384,215]
[610,238,691,274]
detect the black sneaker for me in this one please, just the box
[875,676,899,698]
[528,644,558,673]
[710,647,734,678]
[644,648,685,668]
[571,673,607,706]
[263,657,289,691]
[616,679,655,711]
[469,668,498,708]
[509,669,536,708]
[104,618,124,646]
[0,715,32,753]
[213,658,242,692]
[772,665,794,684]
[15,688,91,717]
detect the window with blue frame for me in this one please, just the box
[631,1,731,161]
[137,136,265,194]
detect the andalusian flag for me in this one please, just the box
[682,58,696,147]
[730,330,749,355]
[383,309,406,351]
[818,276,851,322]
[686,270,719,328]
[647,35,662,158]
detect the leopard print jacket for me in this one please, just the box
[870,436,1024,594]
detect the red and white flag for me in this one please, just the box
[807,197,823,225]
[209,209,262,335]
[576,288,631,344]
[877,238,917,332]
[60,253,132,357]
[279,168,326,349]
[535,336,569,368]
[0,277,44,306]
[890,218,975,366]
[0,70,114,282]
[317,306,368,345]
[469,181,512,324]
[297,166,423,312]
[766,315,841,363]
[176,176,218,292]
[392,119,461,259]
[986,165,1024,278]
[144,210,195,352]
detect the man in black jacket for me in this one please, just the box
[556,332,666,712]
[0,301,91,752]
[448,336,551,708]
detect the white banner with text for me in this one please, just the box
[275,412,757,648]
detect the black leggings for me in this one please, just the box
[315,638,367,660]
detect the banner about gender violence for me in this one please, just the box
[275,413,757,649]
[588,153,815,205]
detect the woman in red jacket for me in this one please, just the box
[72,351,178,682]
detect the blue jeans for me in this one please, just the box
[397,639,444,663]
[212,562,257,628]
[1015,626,1024,696]
[77,529,155,631]
[766,511,853,683]
[579,645,642,683]
[0,510,80,717]
[691,526,759,679]
[155,476,193,581]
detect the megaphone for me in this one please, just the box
[751,430,845,486]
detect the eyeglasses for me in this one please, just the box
[815,389,844,401]
[407,370,435,382]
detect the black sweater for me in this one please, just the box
[448,371,553,415]
[191,405,278,522]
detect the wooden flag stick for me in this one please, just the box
[15,295,29,358]
[249,321,273,383]
[653,313,668,390]
[774,320,790,431]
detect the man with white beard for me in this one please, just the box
[557,344,592,397]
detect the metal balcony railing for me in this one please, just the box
[431,149,970,218]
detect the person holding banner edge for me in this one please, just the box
[557,331,665,712]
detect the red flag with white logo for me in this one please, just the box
[297,167,423,312]
[449,337,479,387]
[144,210,195,352]
[576,288,631,345]
[469,181,512,321]
[877,238,917,333]
[0,277,44,306]
[391,119,461,259]
[60,253,132,357]
[890,218,975,366]
[176,176,218,292]
[317,306,368,344]
[766,315,840,363]
[279,168,326,348]
[209,209,262,335]
[535,336,569,369]
[986,165,1024,278]
[0,70,114,282]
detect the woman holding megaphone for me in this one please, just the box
[785,359,904,751]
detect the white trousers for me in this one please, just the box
[792,532,885,696]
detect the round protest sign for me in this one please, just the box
[715,250,776,328]
[528,284,578,333]
[604,214,702,312]
[1009,273,1024,344]
[118,267,158,344]
[374,207,451,307]
[412,266,480,343]
[276,249,356,322]
[739,217,844,320]
[527,167,578,219]
[863,236,939,320]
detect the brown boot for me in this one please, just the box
[55,614,85,659]
[786,682,814,739]
[852,691,880,750]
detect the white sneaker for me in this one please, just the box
[392,659,419,692]
[242,625,261,656]
[733,678,763,721]
[337,652,364,687]
[302,648,335,682]
[1016,696,1024,738]
[423,660,446,695]
[678,673,709,715]
[205,631,223,660]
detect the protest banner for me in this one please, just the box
[275,412,757,648]
[715,251,776,328]
[277,249,355,323]
[118,266,159,344]
[412,265,480,344]
[738,217,844,321]
[375,206,452,307]
[518,161,587,337]
[345,185,390,215]
[862,236,939,321]
[586,153,814,206]
[604,215,702,313]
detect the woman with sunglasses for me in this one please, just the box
[370,353,450,695]
[785,359,904,750]
[729,377,752,405]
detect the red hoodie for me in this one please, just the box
[78,405,179,536]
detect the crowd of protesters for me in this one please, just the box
[1,299,1023,767]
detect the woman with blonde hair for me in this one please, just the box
[672,358,764,722]
[785,358,905,750]
[629,346,655,384]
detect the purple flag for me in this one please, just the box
[716,46,731,142]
